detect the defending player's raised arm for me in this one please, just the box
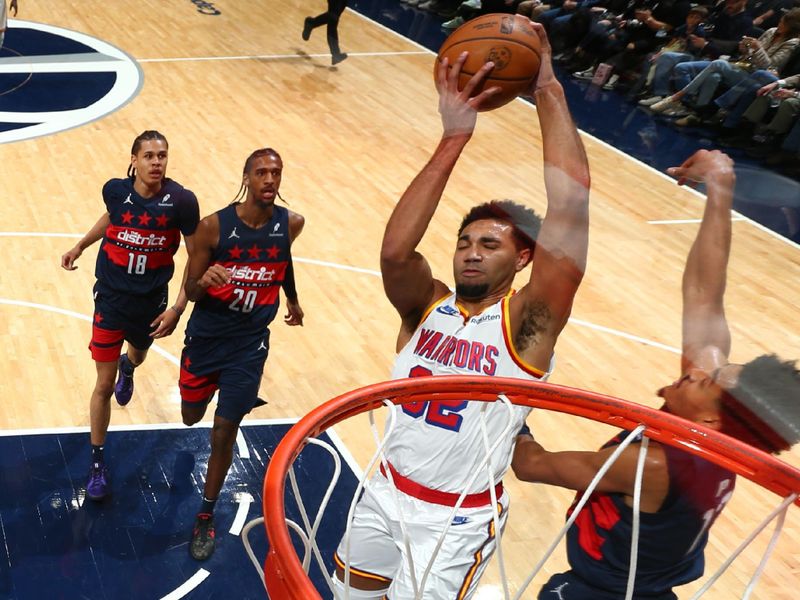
[185,214,227,302]
[517,23,590,334]
[61,212,111,270]
[667,150,735,371]
[512,434,668,507]
[381,54,499,326]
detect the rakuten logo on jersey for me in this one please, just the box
[117,229,168,247]
[228,265,276,282]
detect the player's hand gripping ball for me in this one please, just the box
[435,14,542,111]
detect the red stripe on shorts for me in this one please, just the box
[179,367,219,402]
[89,325,124,362]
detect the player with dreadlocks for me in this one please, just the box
[61,130,200,501]
[178,147,305,560]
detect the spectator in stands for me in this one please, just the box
[442,0,518,29]
[749,0,796,33]
[719,75,800,150]
[647,7,799,119]
[570,0,696,88]
[711,42,800,128]
[638,0,753,107]
[518,0,554,19]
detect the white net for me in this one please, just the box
[251,378,800,600]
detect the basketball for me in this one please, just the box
[435,14,542,112]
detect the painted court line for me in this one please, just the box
[0,298,180,366]
[569,318,680,354]
[648,217,747,225]
[327,426,366,480]
[0,239,683,360]
[159,568,210,600]
[137,50,428,64]
[0,417,300,438]
[229,494,254,536]
[236,428,251,460]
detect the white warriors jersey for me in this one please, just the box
[385,291,553,495]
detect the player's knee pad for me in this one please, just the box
[331,573,389,600]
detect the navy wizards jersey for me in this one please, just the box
[96,178,200,295]
[186,204,291,339]
[565,429,735,596]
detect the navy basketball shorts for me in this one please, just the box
[178,331,270,422]
[538,571,678,600]
[89,282,168,362]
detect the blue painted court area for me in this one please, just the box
[0,423,358,599]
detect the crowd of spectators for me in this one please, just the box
[401,0,800,181]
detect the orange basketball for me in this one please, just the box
[435,14,541,111]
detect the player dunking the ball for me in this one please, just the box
[512,149,800,599]
[61,131,199,501]
[333,23,591,598]
[179,147,305,561]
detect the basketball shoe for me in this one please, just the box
[190,513,216,560]
[86,462,109,501]
[114,354,135,406]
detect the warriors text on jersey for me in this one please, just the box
[96,178,200,294]
[386,292,553,495]
[186,204,292,339]
[565,429,735,595]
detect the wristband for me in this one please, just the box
[170,305,185,316]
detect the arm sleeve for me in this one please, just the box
[282,254,298,301]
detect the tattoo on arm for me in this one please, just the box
[514,302,550,351]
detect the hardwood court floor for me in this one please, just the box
[0,1,799,598]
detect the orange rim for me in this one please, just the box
[262,376,800,599]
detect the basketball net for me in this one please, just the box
[243,376,800,599]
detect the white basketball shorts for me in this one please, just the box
[334,473,509,599]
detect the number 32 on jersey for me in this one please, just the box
[401,366,467,432]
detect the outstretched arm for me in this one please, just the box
[61,212,111,270]
[513,23,591,363]
[512,433,669,511]
[667,150,735,371]
[380,53,499,333]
